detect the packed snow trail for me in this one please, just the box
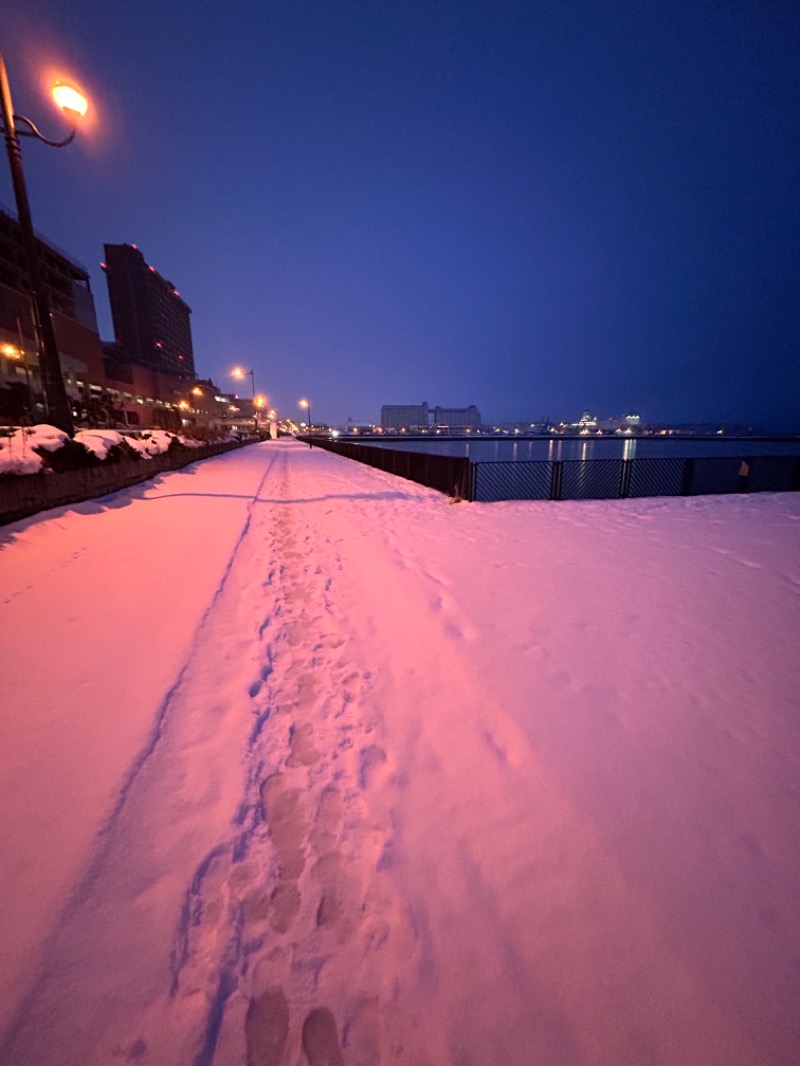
[0,443,277,1037]
[1,439,799,1064]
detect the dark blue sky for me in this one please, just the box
[4,1,799,428]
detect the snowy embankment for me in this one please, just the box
[0,439,798,1065]
[0,424,231,476]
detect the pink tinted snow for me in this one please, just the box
[0,425,69,474]
[0,422,216,477]
[0,423,189,473]
[0,439,798,1065]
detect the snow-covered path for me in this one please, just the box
[1,440,799,1065]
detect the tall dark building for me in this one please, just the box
[0,207,99,333]
[102,243,195,377]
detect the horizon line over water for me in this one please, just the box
[353,436,800,462]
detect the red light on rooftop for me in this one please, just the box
[100,262,107,269]
[132,244,138,249]
[149,265,156,272]
[173,290,180,296]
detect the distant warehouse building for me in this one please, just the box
[381,402,482,432]
[381,402,430,431]
[432,405,481,430]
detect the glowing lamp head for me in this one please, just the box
[232,367,245,380]
[191,387,203,396]
[2,343,21,358]
[254,395,266,408]
[52,82,88,120]
[299,398,309,409]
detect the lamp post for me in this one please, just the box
[298,397,311,431]
[232,365,261,432]
[0,52,88,435]
[253,393,266,431]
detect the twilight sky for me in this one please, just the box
[3,0,798,429]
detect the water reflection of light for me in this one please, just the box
[623,437,637,461]
[580,441,588,462]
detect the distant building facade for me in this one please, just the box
[380,401,482,432]
[381,402,430,431]
[431,405,481,430]
[102,243,195,378]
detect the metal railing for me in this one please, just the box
[305,439,800,502]
[302,437,471,498]
[470,455,800,501]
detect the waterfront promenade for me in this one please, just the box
[1,439,798,1065]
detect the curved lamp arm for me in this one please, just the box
[4,112,76,148]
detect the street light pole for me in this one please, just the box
[232,366,260,432]
[248,370,259,432]
[0,50,82,435]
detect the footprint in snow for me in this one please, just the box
[310,785,344,857]
[287,722,320,768]
[268,881,302,934]
[260,773,306,880]
[245,987,289,1066]
[302,1007,346,1066]
[359,745,389,790]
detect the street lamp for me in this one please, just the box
[232,365,263,431]
[0,52,89,435]
[231,365,255,395]
[298,397,311,430]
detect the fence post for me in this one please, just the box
[549,460,563,501]
[620,459,632,499]
[681,458,695,496]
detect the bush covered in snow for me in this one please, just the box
[0,425,243,477]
